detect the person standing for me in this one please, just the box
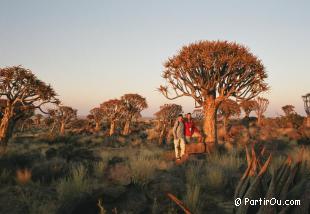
[184,113,196,143]
[173,114,186,160]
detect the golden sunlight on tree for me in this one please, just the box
[100,99,124,136]
[254,97,269,125]
[159,41,268,145]
[120,94,148,135]
[0,66,59,153]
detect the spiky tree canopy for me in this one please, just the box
[240,100,258,117]
[218,99,241,119]
[301,93,310,116]
[100,99,124,121]
[48,106,77,124]
[159,40,268,107]
[120,93,148,119]
[90,107,105,123]
[154,104,183,123]
[254,97,269,116]
[0,66,59,112]
[282,105,296,116]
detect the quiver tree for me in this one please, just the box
[159,41,268,145]
[0,66,59,151]
[281,105,303,129]
[20,118,34,132]
[218,99,241,137]
[48,106,77,135]
[240,100,258,118]
[34,114,43,126]
[89,107,104,132]
[100,99,124,136]
[11,104,35,132]
[154,104,182,144]
[120,93,148,135]
[282,105,296,117]
[254,97,269,125]
[302,93,310,127]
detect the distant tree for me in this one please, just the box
[20,118,34,132]
[281,104,303,129]
[14,105,35,132]
[254,97,269,125]
[120,94,148,135]
[154,104,182,144]
[89,107,105,132]
[282,105,296,117]
[192,109,204,122]
[159,41,268,145]
[218,99,241,136]
[34,114,43,126]
[100,99,124,136]
[0,66,59,152]
[302,93,310,127]
[240,100,258,118]
[48,106,77,135]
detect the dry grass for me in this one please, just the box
[56,164,91,201]
[184,161,203,213]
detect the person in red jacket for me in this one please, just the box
[184,113,196,143]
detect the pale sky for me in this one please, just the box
[0,0,309,117]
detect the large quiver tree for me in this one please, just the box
[0,66,59,151]
[120,93,148,135]
[159,41,268,144]
[100,99,124,136]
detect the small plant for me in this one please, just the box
[16,168,32,185]
[97,199,106,214]
[0,169,11,184]
[56,164,91,201]
[204,165,225,191]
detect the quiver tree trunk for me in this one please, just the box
[257,113,262,126]
[50,122,56,134]
[307,116,310,128]
[60,122,65,135]
[95,122,100,132]
[223,116,228,138]
[158,123,167,145]
[203,96,218,145]
[109,120,116,136]
[0,106,14,151]
[123,120,131,135]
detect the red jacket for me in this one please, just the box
[184,120,195,137]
